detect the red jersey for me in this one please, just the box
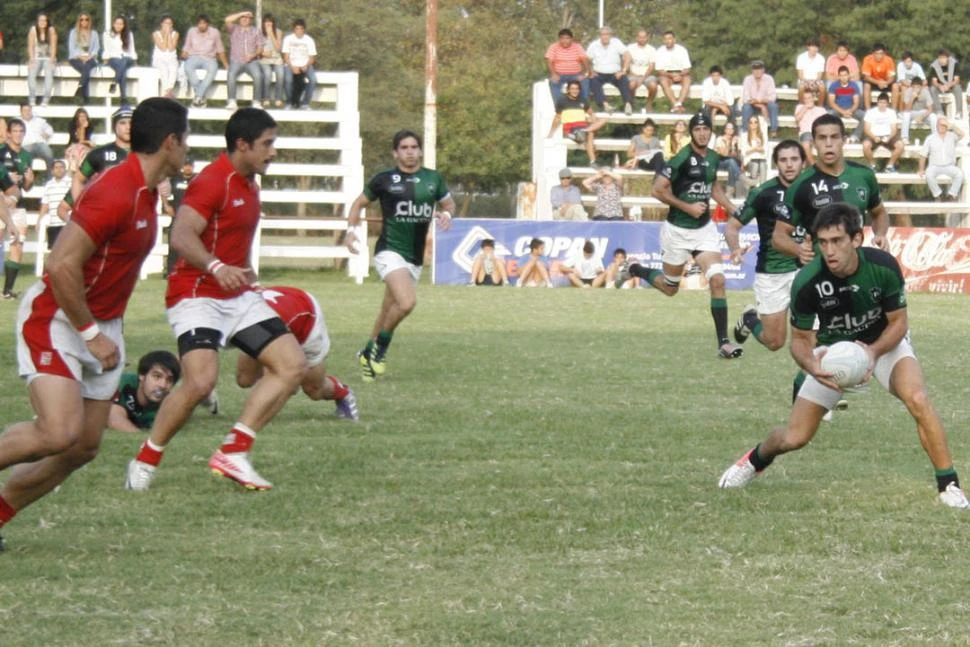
[166,152,261,307]
[259,285,315,344]
[40,154,158,320]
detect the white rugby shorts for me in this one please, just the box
[167,291,279,346]
[374,250,422,282]
[660,220,721,267]
[798,338,916,410]
[754,271,797,316]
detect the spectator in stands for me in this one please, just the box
[259,14,285,108]
[825,40,860,82]
[795,88,827,164]
[469,239,509,286]
[624,118,664,172]
[224,10,264,110]
[929,49,963,120]
[64,108,94,173]
[901,77,935,144]
[19,103,54,173]
[919,116,965,202]
[517,238,553,288]
[182,14,228,107]
[604,248,639,288]
[714,122,743,197]
[152,15,180,99]
[861,43,898,110]
[26,13,57,107]
[827,65,865,143]
[582,166,624,220]
[38,159,70,249]
[796,38,826,103]
[741,114,768,186]
[68,12,99,103]
[896,51,926,90]
[103,15,138,103]
[741,60,779,137]
[863,92,903,173]
[282,19,317,110]
[701,65,735,126]
[586,26,632,114]
[545,28,591,105]
[562,240,608,287]
[547,80,607,167]
[662,119,689,159]
[627,29,657,112]
[550,168,587,220]
[654,31,691,113]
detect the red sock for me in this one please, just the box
[0,495,17,527]
[220,424,255,454]
[327,376,349,400]
[136,440,165,466]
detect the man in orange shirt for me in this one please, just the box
[861,43,898,109]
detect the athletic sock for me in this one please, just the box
[748,443,774,471]
[628,264,663,288]
[711,297,729,345]
[751,320,765,344]
[326,376,349,401]
[136,439,166,466]
[220,423,255,454]
[0,495,17,528]
[362,339,376,359]
[935,467,959,492]
[3,260,18,294]
[375,331,393,356]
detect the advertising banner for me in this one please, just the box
[867,227,970,294]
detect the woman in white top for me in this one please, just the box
[740,114,767,185]
[103,15,138,102]
[27,13,58,106]
[259,14,285,107]
[152,15,180,98]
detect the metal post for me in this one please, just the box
[598,0,604,27]
[423,0,438,169]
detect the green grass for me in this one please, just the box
[2,270,970,645]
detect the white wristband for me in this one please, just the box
[78,323,100,342]
[206,259,225,274]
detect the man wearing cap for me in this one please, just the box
[550,168,587,220]
[741,61,780,138]
[616,112,745,359]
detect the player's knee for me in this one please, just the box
[235,368,257,389]
[301,380,328,401]
[183,373,218,403]
[762,336,785,352]
[903,387,933,417]
[778,429,812,452]
[398,295,417,315]
[31,417,84,457]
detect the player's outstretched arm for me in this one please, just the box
[107,404,142,433]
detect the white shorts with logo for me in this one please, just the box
[798,337,917,410]
[167,291,279,347]
[374,250,422,282]
[660,220,721,267]
[303,292,331,367]
[17,281,125,400]
[754,271,797,316]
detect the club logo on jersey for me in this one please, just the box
[394,201,434,221]
[233,198,245,207]
[135,220,148,229]
[856,187,868,202]
[39,351,52,366]
[870,286,882,301]
[827,307,882,334]
[772,202,790,219]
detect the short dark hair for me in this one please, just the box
[613,248,627,257]
[19,102,30,111]
[709,65,722,75]
[815,203,862,239]
[662,30,674,37]
[292,18,306,29]
[480,238,495,249]
[138,350,181,383]
[131,98,188,154]
[836,40,849,49]
[529,237,544,252]
[938,48,950,57]
[7,118,25,131]
[877,91,890,102]
[392,129,422,150]
[196,13,210,23]
[225,107,277,152]
[811,113,846,138]
[583,240,594,254]
[565,80,581,91]
[772,139,807,165]
[872,42,886,52]
[912,76,924,85]
[642,118,656,129]
[807,38,819,47]
[558,28,573,38]
[838,65,850,74]
[901,50,913,60]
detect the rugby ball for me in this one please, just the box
[820,341,870,388]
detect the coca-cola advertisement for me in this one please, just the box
[865,227,970,294]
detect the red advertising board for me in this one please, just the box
[866,227,970,294]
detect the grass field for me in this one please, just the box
[2,269,970,645]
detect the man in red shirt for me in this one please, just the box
[126,108,307,492]
[236,285,359,421]
[0,98,189,550]
[545,28,591,105]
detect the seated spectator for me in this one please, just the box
[587,26,632,114]
[741,61,779,137]
[562,240,608,287]
[654,30,691,113]
[624,118,664,172]
[662,119,690,159]
[550,168,587,220]
[182,14,228,107]
[282,19,318,109]
[896,51,926,94]
[470,239,509,286]
[64,108,95,173]
[701,65,735,126]
[794,89,827,164]
[582,167,624,220]
[547,80,607,167]
[714,122,743,197]
[861,43,898,110]
[517,238,553,287]
[108,351,181,433]
[38,159,70,249]
[626,29,658,112]
[827,65,865,142]
[796,38,826,103]
[604,248,639,288]
[152,15,180,98]
[825,40,860,82]
[918,116,965,201]
[225,10,264,110]
[68,12,99,103]
[259,14,285,108]
[929,49,963,119]
[19,103,54,173]
[545,28,591,105]
[741,114,769,186]
[103,15,138,103]
[26,13,57,107]
[863,92,903,173]
[900,77,935,144]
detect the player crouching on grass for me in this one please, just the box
[719,203,970,510]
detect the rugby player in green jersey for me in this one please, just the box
[346,130,456,382]
[719,203,970,509]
